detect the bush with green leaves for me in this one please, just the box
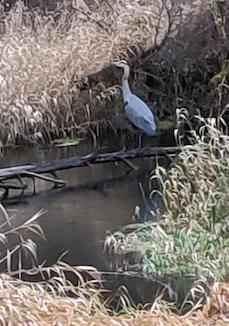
[105,110,229,280]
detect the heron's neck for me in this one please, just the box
[122,65,131,98]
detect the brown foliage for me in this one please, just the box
[1,273,229,325]
[0,0,200,146]
[134,0,229,120]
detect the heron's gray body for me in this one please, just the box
[111,60,157,136]
[123,93,157,136]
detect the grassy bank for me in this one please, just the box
[104,112,229,281]
[0,0,201,146]
[0,270,229,324]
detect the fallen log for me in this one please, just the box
[0,146,180,199]
[0,146,180,177]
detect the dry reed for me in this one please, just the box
[0,0,201,146]
[0,272,229,325]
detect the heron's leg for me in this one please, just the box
[120,133,127,152]
[138,134,142,149]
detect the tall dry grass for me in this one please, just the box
[0,203,45,274]
[0,0,201,145]
[1,272,229,324]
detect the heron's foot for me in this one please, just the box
[137,140,143,150]
[120,144,127,152]
[137,135,143,149]
[114,146,127,155]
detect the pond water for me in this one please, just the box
[0,131,181,305]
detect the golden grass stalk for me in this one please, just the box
[0,204,45,273]
[0,271,229,325]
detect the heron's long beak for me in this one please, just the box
[110,60,119,66]
[110,60,127,68]
[102,60,119,68]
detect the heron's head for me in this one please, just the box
[110,59,130,80]
[110,59,128,69]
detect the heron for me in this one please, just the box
[111,60,157,147]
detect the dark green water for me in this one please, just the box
[0,131,187,307]
[0,132,172,269]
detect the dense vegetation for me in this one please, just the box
[1,0,228,147]
[1,0,229,325]
[105,111,229,281]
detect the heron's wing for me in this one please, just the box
[124,95,156,134]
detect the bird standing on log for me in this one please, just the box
[111,60,157,146]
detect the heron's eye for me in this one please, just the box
[124,101,128,107]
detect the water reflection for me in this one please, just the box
[1,133,174,269]
[0,132,178,305]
